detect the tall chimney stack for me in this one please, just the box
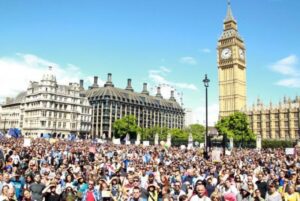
[141,83,149,95]
[104,73,114,87]
[125,79,134,92]
[169,90,176,102]
[92,76,99,88]
[156,86,163,99]
[79,79,84,90]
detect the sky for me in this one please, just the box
[0,0,299,125]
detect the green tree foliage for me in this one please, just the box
[216,112,255,144]
[140,127,169,141]
[184,124,205,142]
[112,115,140,139]
[262,140,295,148]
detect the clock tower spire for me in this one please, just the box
[218,1,247,118]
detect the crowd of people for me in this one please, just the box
[0,137,299,201]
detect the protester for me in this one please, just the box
[0,137,298,201]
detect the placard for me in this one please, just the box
[225,150,231,156]
[143,141,150,146]
[23,138,31,147]
[285,148,294,155]
[212,150,221,162]
[113,138,120,145]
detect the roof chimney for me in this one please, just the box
[79,79,84,90]
[104,73,114,87]
[156,86,163,99]
[169,90,176,102]
[92,76,99,88]
[141,83,149,95]
[125,79,134,92]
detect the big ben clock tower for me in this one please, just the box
[218,0,246,118]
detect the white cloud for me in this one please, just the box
[179,56,197,65]
[192,103,219,126]
[0,53,100,102]
[200,48,211,53]
[270,55,299,76]
[148,67,197,104]
[160,66,171,73]
[149,68,197,91]
[270,55,300,88]
[276,78,300,88]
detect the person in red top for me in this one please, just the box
[82,180,101,201]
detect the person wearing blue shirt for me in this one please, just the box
[10,171,24,201]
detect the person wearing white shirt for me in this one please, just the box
[190,184,211,201]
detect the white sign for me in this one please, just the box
[126,141,131,145]
[285,148,294,155]
[23,138,31,147]
[135,141,140,145]
[143,141,150,146]
[212,150,221,162]
[225,150,231,156]
[113,138,121,145]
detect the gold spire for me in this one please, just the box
[225,0,236,22]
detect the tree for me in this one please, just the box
[184,124,205,143]
[112,115,140,139]
[215,112,255,147]
[141,126,169,141]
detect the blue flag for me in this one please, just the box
[8,128,21,138]
[68,133,76,141]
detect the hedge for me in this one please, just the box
[262,140,296,148]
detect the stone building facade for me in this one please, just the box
[246,97,300,140]
[0,93,25,132]
[0,67,92,137]
[85,73,185,139]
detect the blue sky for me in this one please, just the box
[0,0,299,125]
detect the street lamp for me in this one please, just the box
[203,74,210,157]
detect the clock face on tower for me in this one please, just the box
[239,48,245,60]
[221,48,232,59]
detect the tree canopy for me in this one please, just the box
[112,115,140,139]
[215,112,256,145]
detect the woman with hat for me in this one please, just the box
[61,183,77,201]
[42,181,61,201]
[237,185,254,201]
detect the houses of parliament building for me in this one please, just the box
[218,1,299,140]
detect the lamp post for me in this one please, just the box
[203,74,210,156]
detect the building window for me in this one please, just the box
[285,121,289,128]
[41,121,46,127]
[294,120,299,128]
[257,116,261,122]
[284,113,288,119]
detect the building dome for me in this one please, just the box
[42,66,56,83]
